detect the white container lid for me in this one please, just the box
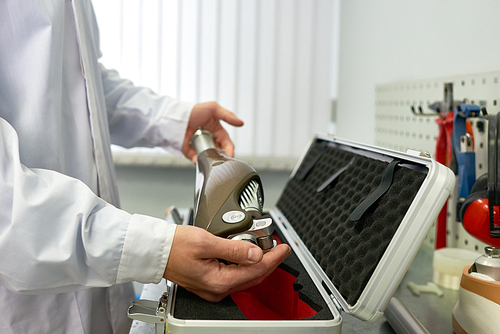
[433,247,481,290]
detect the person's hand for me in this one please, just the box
[163,225,291,302]
[182,102,244,163]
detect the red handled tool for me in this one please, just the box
[435,116,448,249]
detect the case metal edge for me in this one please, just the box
[314,134,435,166]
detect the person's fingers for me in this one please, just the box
[211,243,291,288]
[184,244,291,302]
[182,148,196,163]
[222,246,291,290]
[216,136,235,157]
[182,101,244,161]
[203,234,264,264]
[214,104,244,127]
[181,131,195,161]
[164,226,292,302]
[209,105,240,157]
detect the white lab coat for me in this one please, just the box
[0,0,195,333]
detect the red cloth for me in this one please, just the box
[231,236,318,320]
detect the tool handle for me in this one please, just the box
[456,151,476,198]
[385,297,429,334]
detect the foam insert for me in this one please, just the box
[276,139,427,305]
[172,227,334,321]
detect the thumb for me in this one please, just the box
[205,236,263,264]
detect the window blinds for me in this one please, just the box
[93,0,334,165]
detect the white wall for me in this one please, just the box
[336,0,500,145]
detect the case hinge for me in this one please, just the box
[330,294,343,313]
[127,292,168,334]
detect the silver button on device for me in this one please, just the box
[222,211,246,223]
[255,220,267,227]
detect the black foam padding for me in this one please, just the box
[173,227,334,321]
[276,139,427,305]
[173,287,246,320]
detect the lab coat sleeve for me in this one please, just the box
[0,118,175,294]
[99,64,196,155]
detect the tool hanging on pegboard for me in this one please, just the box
[428,83,461,249]
[460,112,500,247]
[374,71,500,252]
[415,83,490,249]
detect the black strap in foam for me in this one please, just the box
[349,159,401,222]
[297,141,327,181]
[488,113,500,238]
[317,157,355,193]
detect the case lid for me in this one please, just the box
[275,135,454,322]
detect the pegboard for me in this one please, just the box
[375,71,500,252]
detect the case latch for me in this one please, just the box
[127,292,168,334]
[406,149,431,158]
